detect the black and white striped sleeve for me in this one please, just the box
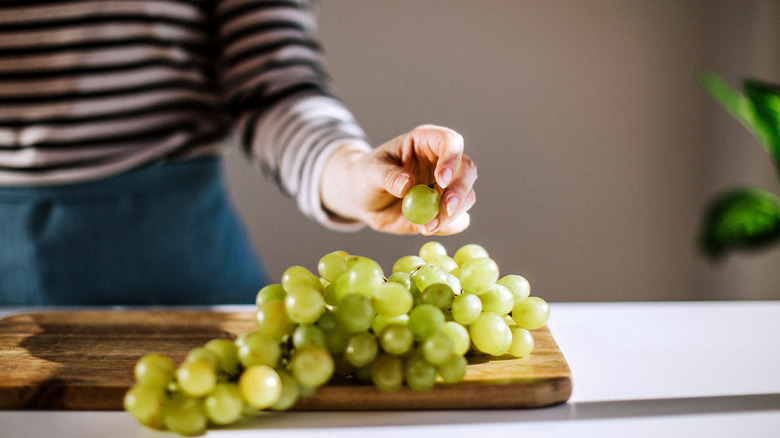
[215,0,372,230]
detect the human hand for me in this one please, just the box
[321,125,477,235]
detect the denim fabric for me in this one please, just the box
[0,158,266,305]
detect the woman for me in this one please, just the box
[0,0,477,305]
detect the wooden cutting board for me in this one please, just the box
[0,310,571,410]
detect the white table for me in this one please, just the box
[2,301,779,437]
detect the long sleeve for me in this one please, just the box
[215,0,371,230]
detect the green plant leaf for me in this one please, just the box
[699,186,780,260]
[744,78,780,162]
[698,71,756,131]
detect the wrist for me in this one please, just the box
[320,141,370,222]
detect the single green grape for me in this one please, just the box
[281,265,322,293]
[452,243,489,267]
[412,264,448,292]
[392,255,426,273]
[479,283,514,315]
[427,254,459,274]
[421,332,454,365]
[284,284,325,324]
[255,299,295,340]
[237,331,281,369]
[459,257,499,295]
[124,384,166,429]
[378,323,414,355]
[134,353,176,389]
[419,241,448,262]
[469,311,512,356]
[336,293,374,333]
[204,382,243,425]
[386,271,415,293]
[175,359,216,398]
[402,184,441,225]
[508,327,535,358]
[292,324,328,349]
[451,293,482,325]
[345,257,384,296]
[439,321,471,356]
[497,274,531,304]
[437,355,468,383]
[163,392,208,437]
[255,283,286,308]
[372,313,409,335]
[371,354,404,392]
[183,347,220,371]
[408,304,445,340]
[344,331,379,368]
[404,353,437,392]
[290,344,335,389]
[511,296,550,330]
[372,281,413,317]
[238,364,282,410]
[204,338,240,376]
[421,282,454,309]
[317,251,350,283]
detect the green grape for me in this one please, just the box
[238,364,282,410]
[163,393,207,436]
[419,241,448,262]
[451,293,482,325]
[204,338,240,376]
[402,184,441,225]
[255,283,286,308]
[290,344,335,389]
[437,355,467,383]
[421,282,454,309]
[134,353,176,389]
[292,324,328,349]
[508,327,535,358]
[386,271,414,292]
[372,313,409,335]
[336,293,374,333]
[452,243,489,266]
[323,320,350,355]
[272,370,300,411]
[459,257,499,295]
[412,264,448,292]
[204,382,243,425]
[317,251,350,283]
[404,353,437,392]
[479,284,514,315]
[237,331,281,368]
[421,332,454,365]
[344,257,384,296]
[371,354,404,392]
[281,265,322,293]
[427,254,459,274]
[392,255,425,273]
[184,347,220,371]
[344,331,379,368]
[255,299,295,340]
[511,296,550,330]
[497,274,531,304]
[284,284,325,324]
[176,359,216,398]
[124,384,166,429]
[439,321,471,356]
[372,281,413,317]
[322,282,339,306]
[408,304,445,339]
[378,323,414,355]
[469,311,512,356]
[443,272,462,295]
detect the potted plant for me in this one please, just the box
[698,72,780,260]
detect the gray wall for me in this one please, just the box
[224,0,780,302]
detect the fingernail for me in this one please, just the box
[423,217,439,234]
[439,167,453,188]
[394,176,409,196]
[446,196,459,216]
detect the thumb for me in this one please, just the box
[382,164,414,198]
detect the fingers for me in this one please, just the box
[409,125,464,189]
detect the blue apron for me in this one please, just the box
[0,157,266,305]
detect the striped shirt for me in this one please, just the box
[0,0,370,228]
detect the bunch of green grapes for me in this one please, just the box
[125,242,549,435]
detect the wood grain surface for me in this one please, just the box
[0,310,571,410]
